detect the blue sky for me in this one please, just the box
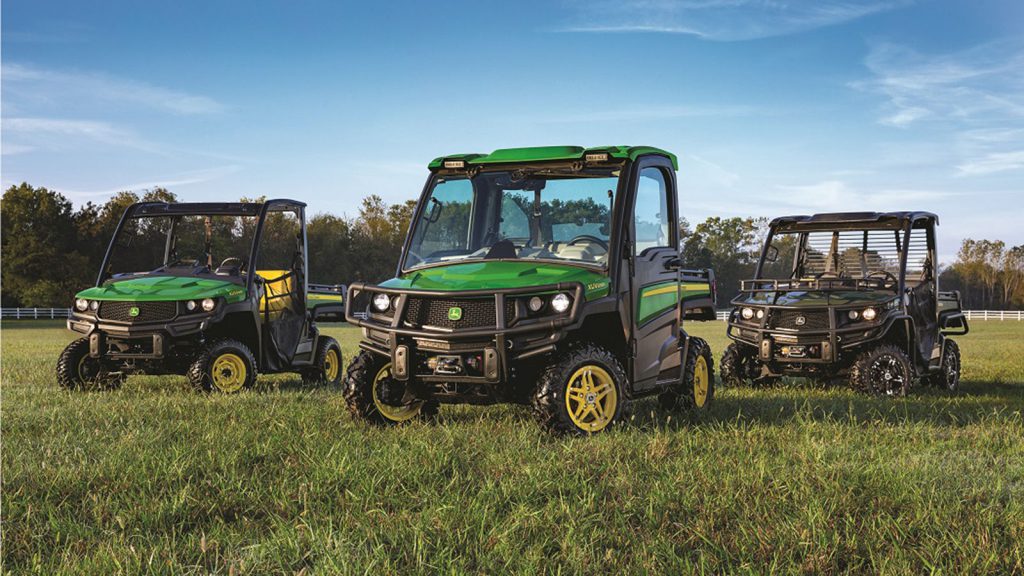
[3,0,1022,263]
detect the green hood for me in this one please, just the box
[739,290,896,308]
[380,261,610,300]
[77,275,247,303]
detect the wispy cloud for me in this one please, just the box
[774,180,956,210]
[2,117,163,153]
[556,0,909,41]
[58,165,243,199]
[3,63,225,115]
[956,150,1024,176]
[854,40,1024,128]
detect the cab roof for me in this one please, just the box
[771,211,938,232]
[129,199,305,217]
[428,145,678,171]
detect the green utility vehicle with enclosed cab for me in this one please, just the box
[722,212,968,395]
[58,200,345,393]
[344,145,717,434]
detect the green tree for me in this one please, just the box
[1,183,91,306]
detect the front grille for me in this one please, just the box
[769,309,830,330]
[98,301,178,323]
[403,297,515,329]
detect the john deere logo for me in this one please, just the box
[448,307,462,321]
[129,306,141,317]
[794,315,806,326]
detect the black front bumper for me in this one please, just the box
[726,308,892,366]
[67,310,218,360]
[345,282,586,391]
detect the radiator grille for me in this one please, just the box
[98,301,178,323]
[403,297,514,329]
[769,309,830,330]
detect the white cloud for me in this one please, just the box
[531,104,756,123]
[3,63,224,115]
[557,0,909,41]
[57,165,242,199]
[956,150,1024,176]
[2,117,163,153]
[774,180,956,211]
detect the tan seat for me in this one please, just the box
[256,270,294,319]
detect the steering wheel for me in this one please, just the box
[867,270,898,285]
[218,257,246,272]
[567,234,608,251]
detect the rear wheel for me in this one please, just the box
[926,339,961,391]
[56,338,124,391]
[660,337,715,411]
[301,336,343,386]
[343,350,427,425]
[849,344,912,397]
[532,343,631,435]
[187,339,257,393]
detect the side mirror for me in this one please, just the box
[764,245,779,263]
[664,256,682,270]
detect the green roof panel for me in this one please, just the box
[428,145,678,171]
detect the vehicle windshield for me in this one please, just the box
[103,210,299,282]
[405,168,619,270]
[759,227,930,289]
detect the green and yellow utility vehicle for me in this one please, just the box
[344,146,717,434]
[58,200,345,393]
[722,212,968,395]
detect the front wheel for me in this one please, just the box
[343,350,427,426]
[56,338,124,391]
[532,343,631,435]
[660,337,715,411]
[849,344,913,397]
[187,339,257,393]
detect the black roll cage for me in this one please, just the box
[96,199,309,299]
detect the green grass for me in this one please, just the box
[2,320,1022,574]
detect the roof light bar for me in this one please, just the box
[443,160,466,169]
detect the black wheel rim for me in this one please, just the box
[943,348,959,390]
[868,354,907,395]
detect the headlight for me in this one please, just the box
[201,298,216,312]
[741,307,754,320]
[848,310,859,320]
[756,309,764,320]
[372,293,391,312]
[186,300,197,311]
[528,296,545,313]
[75,298,89,311]
[550,293,572,314]
[862,307,877,321]
[89,300,99,311]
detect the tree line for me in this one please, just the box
[2,182,1022,309]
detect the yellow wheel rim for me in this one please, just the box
[565,365,618,433]
[324,348,340,381]
[693,356,709,408]
[371,364,423,422]
[211,352,247,393]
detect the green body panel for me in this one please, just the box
[428,145,678,171]
[737,290,895,308]
[307,292,344,310]
[637,281,712,325]
[380,261,611,300]
[76,276,247,303]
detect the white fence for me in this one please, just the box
[1,307,1021,322]
[1,308,72,319]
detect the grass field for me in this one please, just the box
[2,320,1022,574]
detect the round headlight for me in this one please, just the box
[372,293,391,312]
[528,296,545,312]
[848,310,859,320]
[862,307,877,321]
[89,300,99,311]
[756,309,764,320]
[75,298,89,311]
[741,307,754,320]
[201,298,216,312]
[186,300,197,311]
[550,293,572,314]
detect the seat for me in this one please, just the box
[256,270,294,320]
